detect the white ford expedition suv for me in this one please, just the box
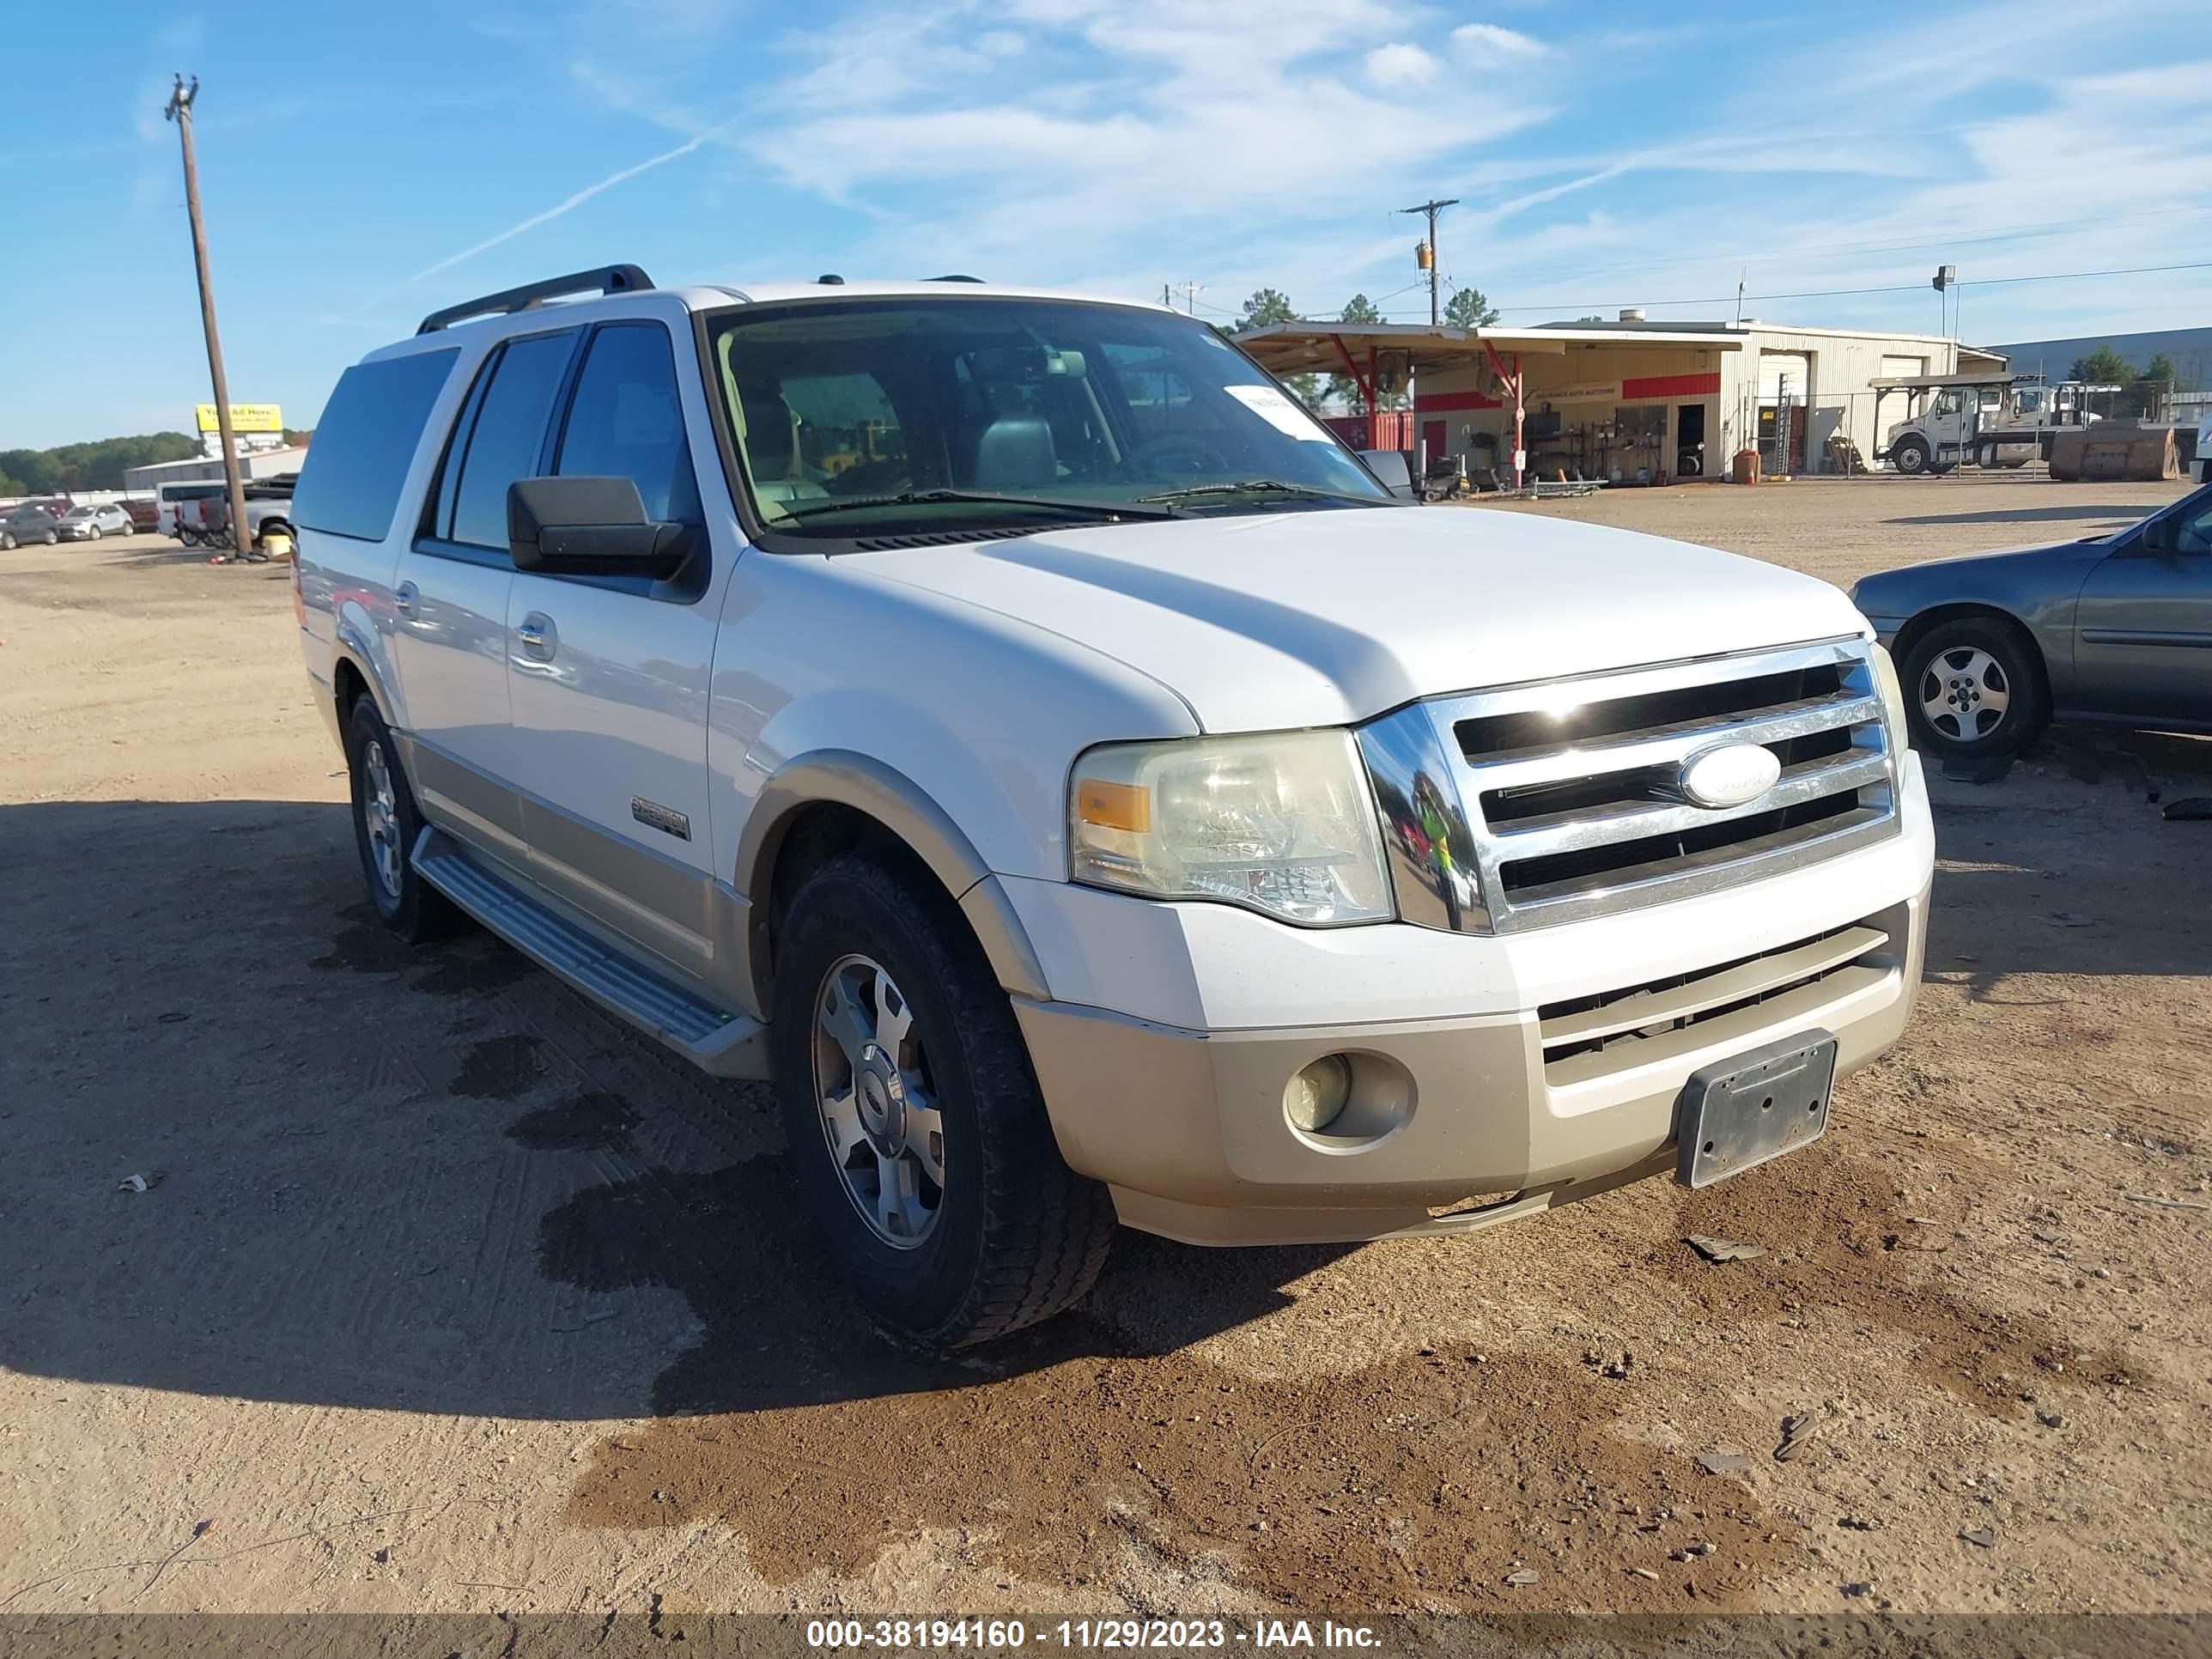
[295,265,1933,1347]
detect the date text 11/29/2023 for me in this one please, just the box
[805,1620,1383,1650]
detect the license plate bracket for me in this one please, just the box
[1674,1029,1838,1189]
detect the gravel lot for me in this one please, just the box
[2,482,2206,1619]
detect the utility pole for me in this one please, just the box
[164,76,252,562]
[1399,197,1458,328]
[1176,281,1205,317]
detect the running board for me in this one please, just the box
[412,827,769,1079]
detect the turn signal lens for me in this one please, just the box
[1869,642,1908,736]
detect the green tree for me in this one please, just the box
[2133,352,2179,416]
[1235,288,1322,408]
[2066,344,2135,388]
[1326,293,1384,410]
[1236,288,1297,332]
[1444,285,1498,329]
[0,432,201,494]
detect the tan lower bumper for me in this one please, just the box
[1016,890,1926,1247]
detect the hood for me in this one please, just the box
[849,505,1869,732]
[1850,536,2107,605]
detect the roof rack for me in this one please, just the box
[416,264,655,335]
[927,274,984,283]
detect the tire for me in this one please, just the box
[1900,616,2050,759]
[86,525,102,541]
[179,530,201,547]
[41,527,57,545]
[344,694,459,943]
[1893,434,1932,476]
[0,532,15,551]
[769,850,1116,1349]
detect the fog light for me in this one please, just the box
[1285,1054,1354,1134]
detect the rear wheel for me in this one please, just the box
[344,694,459,942]
[1901,617,2050,758]
[770,851,1116,1349]
[0,532,15,551]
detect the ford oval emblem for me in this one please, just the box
[1679,742,1782,809]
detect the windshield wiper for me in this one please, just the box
[780,489,1185,523]
[1138,479,1389,507]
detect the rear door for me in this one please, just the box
[501,318,726,979]
[392,325,581,865]
[2073,487,2212,724]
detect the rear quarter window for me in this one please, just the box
[294,349,459,542]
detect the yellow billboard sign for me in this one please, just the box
[194,403,284,434]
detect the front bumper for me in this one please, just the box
[1012,754,1934,1246]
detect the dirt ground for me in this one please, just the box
[2,479,2207,1620]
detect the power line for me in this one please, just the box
[1458,258,2212,320]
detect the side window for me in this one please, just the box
[447,331,577,550]
[554,325,702,524]
[292,349,458,542]
[2174,497,2212,555]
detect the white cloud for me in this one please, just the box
[1364,42,1438,88]
[1451,22,1544,59]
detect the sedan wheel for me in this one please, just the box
[1920,646,2009,742]
[41,528,58,545]
[1901,617,2051,759]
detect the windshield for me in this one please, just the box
[706,296,1389,538]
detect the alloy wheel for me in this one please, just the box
[811,953,945,1249]
[1919,645,2012,743]
[360,738,403,898]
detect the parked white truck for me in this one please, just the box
[1877,372,2119,474]
[293,267,1933,1347]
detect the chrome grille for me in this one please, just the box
[1357,638,1901,933]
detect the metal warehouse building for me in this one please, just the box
[1238,313,2005,486]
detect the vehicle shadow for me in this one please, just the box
[1882,503,2152,528]
[0,798,1348,1423]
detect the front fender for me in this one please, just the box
[736,749,1051,1003]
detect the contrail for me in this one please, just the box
[407,117,738,284]
[332,115,738,321]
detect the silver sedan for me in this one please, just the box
[52,503,137,542]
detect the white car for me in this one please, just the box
[52,502,136,541]
[293,266,1934,1347]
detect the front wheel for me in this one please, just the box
[40,528,57,545]
[1901,617,2050,758]
[1893,435,1932,476]
[769,852,1116,1349]
[86,525,102,541]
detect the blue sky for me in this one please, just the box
[4,0,2209,447]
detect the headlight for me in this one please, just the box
[1869,642,1909,736]
[1070,730,1393,926]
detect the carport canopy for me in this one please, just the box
[1233,321,1742,489]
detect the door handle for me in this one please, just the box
[392,580,418,619]
[516,612,558,661]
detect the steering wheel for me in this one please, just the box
[1130,432,1229,478]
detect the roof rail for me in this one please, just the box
[927,274,984,283]
[416,264,655,335]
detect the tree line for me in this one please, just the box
[2063,346,2185,418]
[1230,284,1498,410]
[0,428,313,496]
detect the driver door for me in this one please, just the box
[2073,489,2212,724]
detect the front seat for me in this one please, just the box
[973,417,1058,489]
[740,388,830,512]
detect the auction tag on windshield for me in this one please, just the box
[1223,384,1329,440]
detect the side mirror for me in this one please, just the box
[1359,449,1416,500]
[507,476,690,577]
[2137,515,2175,555]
